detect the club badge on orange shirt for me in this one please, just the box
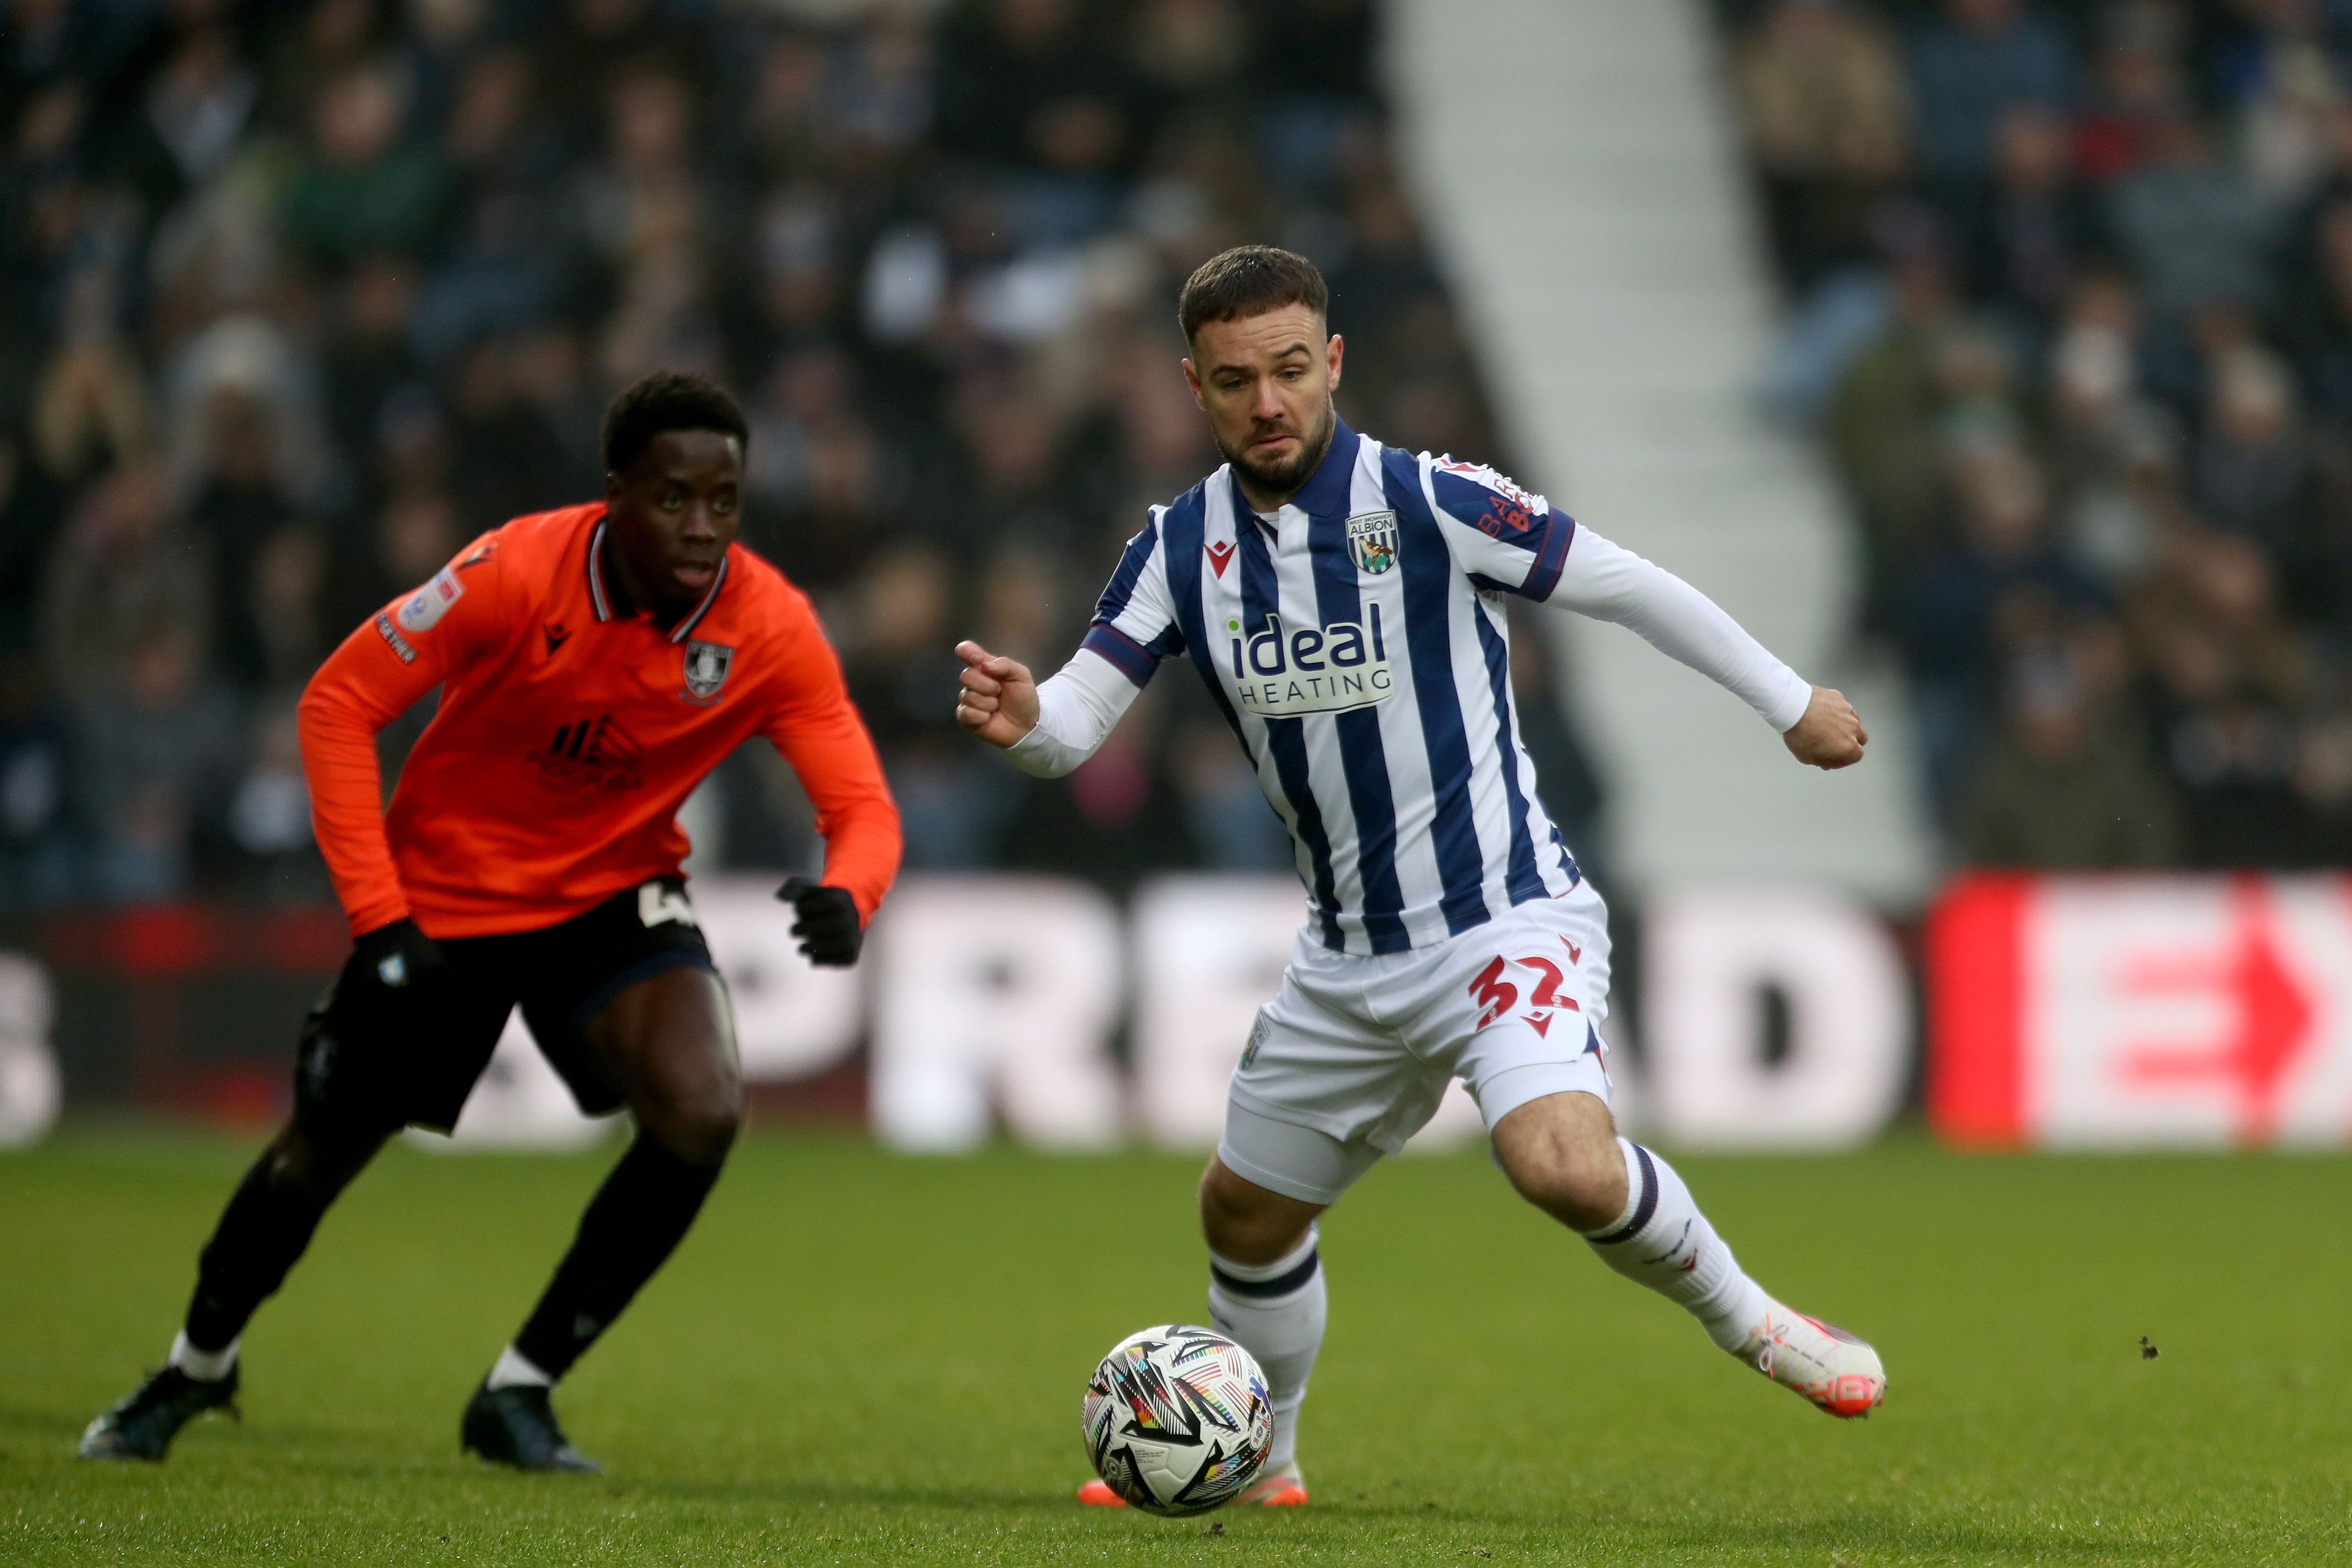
[681,640,734,704]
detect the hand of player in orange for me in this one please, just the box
[1782,684,1867,770]
[955,640,1040,749]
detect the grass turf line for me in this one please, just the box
[2,1127,2347,1565]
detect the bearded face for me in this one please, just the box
[1216,394,1337,502]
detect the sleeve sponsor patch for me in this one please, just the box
[1434,457,1549,522]
[374,611,418,663]
[395,567,464,634]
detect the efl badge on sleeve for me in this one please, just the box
[681,641,734,704]
[1346,510,1400,575]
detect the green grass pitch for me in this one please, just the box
[3,1126,2347,1565]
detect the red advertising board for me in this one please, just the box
[1929,873,2352,1148]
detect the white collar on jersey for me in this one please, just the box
[586,518,729,644]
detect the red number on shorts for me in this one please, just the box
[1518,955,1566,1010]
[1468,956,1517,1029]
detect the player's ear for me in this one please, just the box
[1181,356,1206,410]
[1326,333,1344,391]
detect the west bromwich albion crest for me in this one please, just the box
[681,640,734,702]
[1346,509,1399,575]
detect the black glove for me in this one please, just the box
[776,877,863,967]
[351,917,452,995]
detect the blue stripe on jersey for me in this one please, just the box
[1081,624,1160,686]
[1385,454,1490,935]
[1307,504,1410,954]
[1161,484,1250,747]
[1238,496,1345,951]
[1470,602,1551,906]
[1095,518,1161,624]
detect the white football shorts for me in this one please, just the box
[1219,878,1615,1206]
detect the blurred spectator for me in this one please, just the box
[2105,112,2276,328]
[2042,271,2180,590]
[1957,656,2178,867]
[72,620,242,902]
[227,698,324,901]
[2072,2,2185,186]
[2216,0,2343,199]
[840,543,1006,869]
[934,0,1141,180]
[1962,103,2109,334]
[1905,0,2073,185]
[2193,343,2311,553]
[228,521,333,698]
[38,460,210,707]
[1734,0,1912,290]
[445,337,572,529]
[1826,215,1967,606]
[322,258,421,462]
[1899,442,2105,816]
[281,60,453,267]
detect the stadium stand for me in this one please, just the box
[0,0,1592,911]
[1390,0,1927,900]
[1714,0,2352,869]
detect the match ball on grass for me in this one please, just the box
[1082,1325,1273,1517]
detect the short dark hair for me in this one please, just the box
[1177,245,1330,345]
[600,371,750,474]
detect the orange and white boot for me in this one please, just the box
[1230,1460,1308,1506]
[1736,1302,1885,1417]
[1077,1461,1310,1509]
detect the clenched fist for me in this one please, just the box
[1783,685,1867,770]
[954,640,1040,749]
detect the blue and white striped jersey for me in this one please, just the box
[1082,418,1608,956]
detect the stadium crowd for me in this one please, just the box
[1721,0,2352,868]
[0,0,1594,911]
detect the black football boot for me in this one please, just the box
[77,1364,241,1460]
[459,1381,601,1473]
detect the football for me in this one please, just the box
[1081,1325,1273,1516]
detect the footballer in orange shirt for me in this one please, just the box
[81,373,902,1472]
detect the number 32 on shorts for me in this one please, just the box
[1468,939,1584,1035]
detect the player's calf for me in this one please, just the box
[1500,1105,1889,1418]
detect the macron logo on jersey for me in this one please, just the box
[396,567,463,634]
[1228,607,1394,718]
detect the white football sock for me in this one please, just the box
[485,1344,555,1390]
[169,1330,238,1383]
[1580,1138,1770,1352]
[1206,1225,1324,1470]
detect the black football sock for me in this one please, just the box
[508,1132,723,1382]
[181,1137,367,1354]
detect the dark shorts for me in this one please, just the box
[294,877,718,1134]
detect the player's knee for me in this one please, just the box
[1491,1094,1626,1233]
[268,1115,382,1202]
[1198,1158,1317,1265]
[651,1081,743,1167]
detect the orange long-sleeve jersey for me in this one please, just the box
[298,502,901,939]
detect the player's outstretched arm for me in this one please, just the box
[955,638,1142,778]
[954,640,1039,748]
[1781,685,1867,770]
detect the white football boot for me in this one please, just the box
[1735,1301,1886,1417]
